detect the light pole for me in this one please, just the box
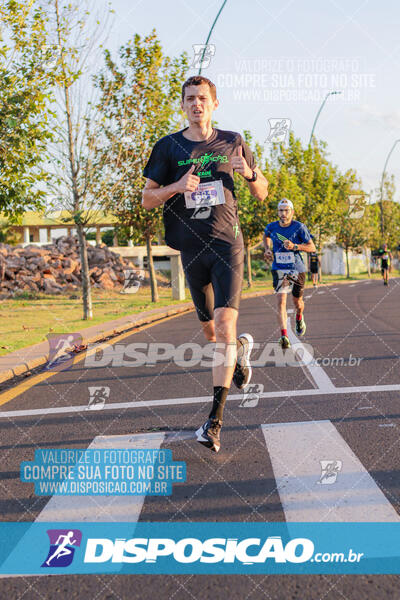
[309,91,342,146]
[198,0,228,76]
[379,139,400,239]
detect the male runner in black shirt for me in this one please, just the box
[142,75,269,452]
[378,244,392,286]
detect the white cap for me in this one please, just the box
[278,198,294,210]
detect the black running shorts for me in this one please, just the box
[181,245,244,322]
[272,270,306,298]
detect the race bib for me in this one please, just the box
[275,251,295,264]
[184,180,225,208]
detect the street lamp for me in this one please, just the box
[198,0,228,76]
[309,91,342,146]
[379,139,400,239]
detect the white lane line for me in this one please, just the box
[2,384,400,419]
[261,420,400,522]
[287,317,335,391]
[35,432,165,522]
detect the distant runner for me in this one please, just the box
[263,199,316,349]
[142,75,269,452]
[309,250,320,288]
[378,244,393,286]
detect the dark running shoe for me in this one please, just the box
[232,333,254,390]
[279,335,291,349]
[196,418,222,453]
[295,315,306,336]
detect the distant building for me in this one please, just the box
[0,210,119,246]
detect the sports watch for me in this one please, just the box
[245,170,257,182]
[293,244,299,251]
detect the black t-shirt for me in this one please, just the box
[309,252,319,267]
[143,128,256,251]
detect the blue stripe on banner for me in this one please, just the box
[1,522,400,575]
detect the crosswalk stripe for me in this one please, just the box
[261,420,400,522]
[35,432,165,522]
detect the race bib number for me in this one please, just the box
[184,180,225,208]
[275,251,295,264]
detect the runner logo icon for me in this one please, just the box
[42,529,82,568]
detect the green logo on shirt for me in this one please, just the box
[178,152,228,168]
[233,223,239,239]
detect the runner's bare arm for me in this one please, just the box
[142,166,200,209]
[231,147,268,201]
[283,239,316,253]
[248,167,269,201]
[263,232,273,261]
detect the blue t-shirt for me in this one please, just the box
[264,220,311,273]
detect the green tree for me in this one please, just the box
[371,176,400,251]
[334,171,369,278]
[93,30,187,302]
[0,1,54,216]
[236,131,269,287]
[44,0,112,319]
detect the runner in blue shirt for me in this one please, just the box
[263,199,316,349]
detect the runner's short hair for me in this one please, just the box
[182,76,217,101]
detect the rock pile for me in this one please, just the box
[0,236,144,296]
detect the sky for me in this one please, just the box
[104,0,400,198]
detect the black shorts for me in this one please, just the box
[310,264,318,274]
[272,270,306,298]
[181,245,244,322]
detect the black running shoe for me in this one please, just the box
[295,315,306,336]
[232,333,254,389]
[196,418,222,453]
[279,335,291,349]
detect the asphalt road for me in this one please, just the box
[0,278,400,599]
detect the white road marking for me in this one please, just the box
[35,432,165,522]
[358,406,373,410]
[379,423,395,428]
[2,385,400,419]
[287,317,335,391]
[261,420,400,522]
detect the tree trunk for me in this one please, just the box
[364,246,371,277]
[146,233,159,302]
[55,0,93,319]
[246,244,252,288]
[317,228,322,283]
[76,224,93,319]
[345,246,350,278]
